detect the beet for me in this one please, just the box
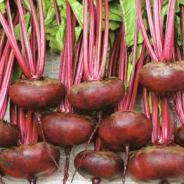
[42,112,93,146]
[139,62,184,95]
[0,142,60,182]
[99,111,152,150]
[128,145,184,183]
[0,121,19,147]
[74,150,123,181]
[68,78,124,110]
[175,127,184,147]
[9,78,65,109]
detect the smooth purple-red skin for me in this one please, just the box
[139,62,184,95]
[42,112,93,146]
[74,150,123,180]
[9,78,65,109]
[68,78,124,110]
[0,121,19,147]
[175,127,184,147]
[0,142,60,181]
[128,145,184,183]
[99,111,152,150]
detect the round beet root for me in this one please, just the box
[128,145,184,183]
[68,78,124,110]
[175,127,184,147]
[74,150,123,181]
[99,111,152,150]
[42,112,93,146]
[0,142,60,181]
[9,78,65,109]
[139,62,184,95]
[0,121,19,147]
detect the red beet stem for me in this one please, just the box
[83,0,109,80]
[163,0,176,60]
[29,0,41,71]
[59,0,74,112]
[83,0,90,80]
[181,6,184,57]
[136,0,158,61]
[95,137,102,152]
[145,0,158,56]
[63,146,72,184]
[143,88,151,119]
[124,24,139,109]
[0,50,14,116]
[108,30,121,77]
[129,44,145,109]
[136,0,176,61]
[175,92,184,125]
[153,0,163,60]
[17,108,26,145]
[0,33,5,58]
[94,0,102,80]
[73,39,84,85]
[161,98,173,144]
[66,0,73,90]
[10,102,17,125]
[20,24,29,63]
[73,36,82,79]
[88,0,95,75]
[0,98,8,120]
[99,0,109,79]
[122,145,129,184]
[0,12,31,77]
[53,0,61,25]
[30,20,36,65]
[17,0,35,75]
[151,94,160,144]
[37,0,46,76]
[118,24,126,82]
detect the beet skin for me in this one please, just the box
[0,121,19,147]
[74,150,123,181]
[0,142,60,181]
[139,62,184,95]
[128,145,184,183]
[68,78,124,110]
[99,111,152,150]
[9,78,65,109]
[42,112,93,146]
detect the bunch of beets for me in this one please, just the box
[0,1,184,184]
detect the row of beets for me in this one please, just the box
[1,1,184,184]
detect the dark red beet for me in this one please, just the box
[9,78,65,109]
[175,127,184,147]
[68,78,124,110]
[0,121,19,147]
[99,111,152,150]
[74,150,123,181]
[0,142,60,181]
[42,112,93,146]
[139,62,184,95]
[128,145,184,183]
